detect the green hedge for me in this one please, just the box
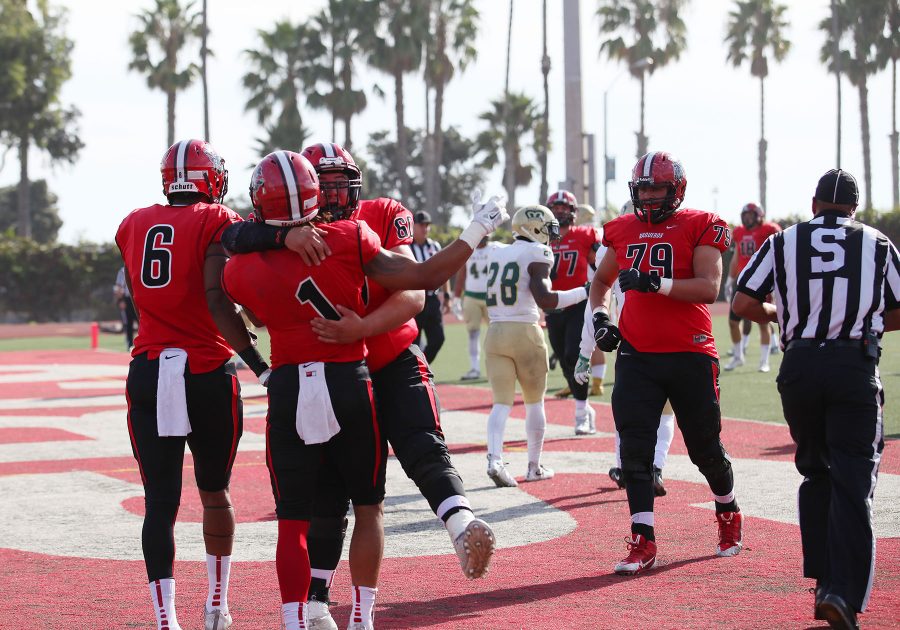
[0,234,122,322]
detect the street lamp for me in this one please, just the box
[603,57,653,214]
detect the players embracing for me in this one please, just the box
[587,151,744,575]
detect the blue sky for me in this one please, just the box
[1,0,894,243]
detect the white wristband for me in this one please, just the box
[556,286,588,310]
[658,278,673,296]
[458,222,488,249]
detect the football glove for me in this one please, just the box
[471,189,509,233]
[592,310,621,352]
[574,354,591,385]
[618,268,661,293]
[451,297,464,320]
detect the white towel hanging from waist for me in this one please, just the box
[156,348,191,437]
[296,362,341,445]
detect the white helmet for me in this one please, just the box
[512,205,560,245]
[575,203,596,226]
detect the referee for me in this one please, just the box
[411,210,450,363]
[733,169,900,629]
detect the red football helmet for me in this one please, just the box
[629,152,687,223]
[301,142,362,220]
[249,151,320,226]
[160,139,228,203]
[546,190,578,227]
[740,202,764,228]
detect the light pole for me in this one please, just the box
[603,58,652,214]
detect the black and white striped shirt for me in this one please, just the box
[737,211,900,343]
[411,238,442,295]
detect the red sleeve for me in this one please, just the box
[601,218,618,248]
[207,204,243,246]
[380,200,414,250]
[695,213,731,253]
[357,220,383,264]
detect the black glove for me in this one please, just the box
[618,268,661,293]
[592,310,622,352]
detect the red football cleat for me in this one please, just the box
[716,511,743,557]
[614,534,657,576]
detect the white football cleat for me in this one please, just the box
[758,361,771,373]
[524,462,555,482]
[460,368,481,381]
[306,599,337,630]
[453,518,495,579]
[575,405,596,435]
[723,356,744,371]
[487,457,518,487]
[204,607,232,630]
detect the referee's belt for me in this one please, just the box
[784,339,864,351]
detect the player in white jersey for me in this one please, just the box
[484,206,590,487]
[576,203,608,397]
[453,238,507,380]
[575,200,675,496]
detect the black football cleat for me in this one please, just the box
[652,467,667,497]
[608,467,626,489]
[818,594,859,630]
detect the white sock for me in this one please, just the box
[487,404,512,460]
[149,578,179,630]
[733,342,744,361]
[444,508,475,542]
[575,399,587,415]
[631,511,655,527]
[524,402,546,465]
[281,602,306,630]
[760,344,771,364]
[654,414,676,469]
[350,585,377,628]
[468,330,480,371]
[741,334,750,354]
[206,554,231,614]
[591,363,607,379]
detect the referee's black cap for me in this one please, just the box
[815,169,859,205]
[414,210,432,224]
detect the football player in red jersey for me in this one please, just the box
[724,203,782,372]
[545,190,601,434]
[587,152,743,576]
[221,150,504,630]
[116,139,271,630]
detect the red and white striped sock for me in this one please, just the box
[148,578,180,630]
[350,585,377,629]
[205,553,231,614]
[281,602,308,630]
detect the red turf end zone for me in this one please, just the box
[0,349,896,629]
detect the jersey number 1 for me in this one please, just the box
[296,278,341,320]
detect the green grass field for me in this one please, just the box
[3,315,898,436]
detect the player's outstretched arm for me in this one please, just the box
[529,263,587,310]
[366,194,509,290]
[311,245,425,344]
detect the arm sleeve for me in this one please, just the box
[736,236,776,300]
[885,240,900,310]
[579,300,595,356]
[696,214,732,253]
[220,220,287,254]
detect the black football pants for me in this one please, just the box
[778,345,884,614]
[545,304,588,400]
[414,294,445,363]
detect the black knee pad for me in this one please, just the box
[393,431,451,481]
[620,457,653,483]
[695,453,732,480]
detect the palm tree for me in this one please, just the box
[596,0,688,158]
[820,0,889,210]
[884,0,900,208]
[367,0,430,202]
[423,0,479,211]
[475,92,542,209]
[128,0,202,147]
[200,0,209,140]
[242,20,326,157]
[311,0,377,149]
[724,0,791,211]
[540,0,551,202]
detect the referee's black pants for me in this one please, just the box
[545,304,588,400]
[777,344,885,613]
[414,294,445,364]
